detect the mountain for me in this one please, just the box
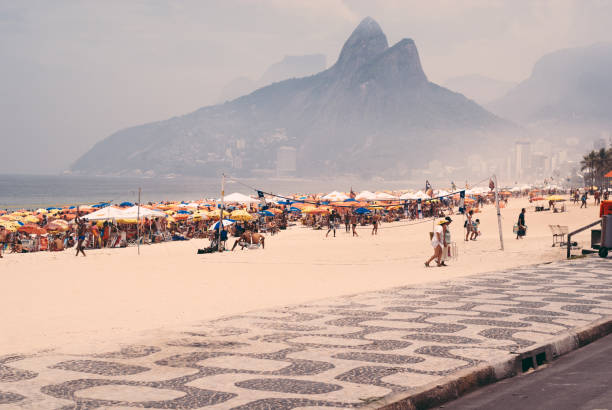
[443,74,516,105]
[72,17,514,178]
[217,54,326,103]
[488,43,612,128]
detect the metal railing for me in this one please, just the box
[567,219,602,259]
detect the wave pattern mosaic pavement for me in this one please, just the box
[1,258,611,409]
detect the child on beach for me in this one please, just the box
[470,219,480,240]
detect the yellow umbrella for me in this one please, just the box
[546,195,566,202]
[230,209,254,221]
[24,215,40,223]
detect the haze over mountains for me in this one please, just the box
[487,43,612,134]
[72,17,515,178]
[443,75,516,105]
[217,54,327,103]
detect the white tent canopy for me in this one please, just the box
[355,190,377,201]
[82,206,129,221]
[121,206,167,219]
[221,192,259,204]
[374,192,397,200]
[321,191,349,201]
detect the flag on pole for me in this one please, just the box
[257,190,267,209]
[489,178,495,191]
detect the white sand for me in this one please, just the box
[0,197,602,355]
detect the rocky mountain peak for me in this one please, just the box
[333,17,388,73]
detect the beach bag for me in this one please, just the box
[513,223,518,234]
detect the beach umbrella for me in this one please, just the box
[531,196,545,201]
[289,206,302,213]
[119,201,134,207]
[354,207,371,214]
[230,209,254,221]
[24,215,40,223]
[176,210,191,214]
[211,219,236,230]
[302,206,330,214]
[277,199,293,205]
[258,210,274,216]
[546,195,566,202]
[18,224,47,235]
[344,198,357,202]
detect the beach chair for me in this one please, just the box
[550,225,568,247]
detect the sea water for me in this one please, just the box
[0,174,418,210]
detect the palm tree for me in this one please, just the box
[581,150,597,189]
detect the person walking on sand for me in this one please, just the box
[75,213,87,256]
[580,192,588,208]
[465,209,474,241]
[372,214,379,235]
[326,210,338,238]
[516,208,526,240]
[351,214,359,237]
[344,213,350,233]
[426,219,446,267]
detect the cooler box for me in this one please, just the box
[600,200,612,217]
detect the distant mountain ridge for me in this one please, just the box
[488,43,612,128]
[217,54,326,103]
[443,74,516,105]
[72,17,515,178]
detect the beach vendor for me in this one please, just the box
[516,208,526,239]
[439,217,453,266]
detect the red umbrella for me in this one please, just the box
[18,224,47,235]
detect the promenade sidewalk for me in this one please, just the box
[1,257,611,409]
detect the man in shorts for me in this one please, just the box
[0,226,7,258]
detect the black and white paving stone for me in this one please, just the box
[0,257,610,409]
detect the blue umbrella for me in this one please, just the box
[92,203,110,208]
[289,207,302,212]
[46,207,61,211]
[354,207,371,214]
[176,210,191,214]
[258,210,274,216]
[211,219,236,230]
[277,200,292,205]
[344,198,357,202]
[119,201,134,207]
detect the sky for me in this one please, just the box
[1,0,611,174]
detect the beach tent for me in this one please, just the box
[82,206,129,221]
[222,192,259,204]
[374,192,397,200]
[355,190,377,201]
[321,191,349,201]
[121,206,167,219]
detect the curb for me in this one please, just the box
[363,315,612,410]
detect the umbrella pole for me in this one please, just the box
[137,187,141,256]
[493,175,504,251]
[218,174,225,252]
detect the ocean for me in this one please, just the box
[0,174,419,210]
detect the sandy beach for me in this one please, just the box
[0,197,602,356]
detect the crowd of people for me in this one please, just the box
[1,185,581,260]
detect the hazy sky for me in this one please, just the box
[1,0,611,174]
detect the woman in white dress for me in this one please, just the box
[426,219,445,267]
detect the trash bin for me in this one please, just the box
[600,215,612,258]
